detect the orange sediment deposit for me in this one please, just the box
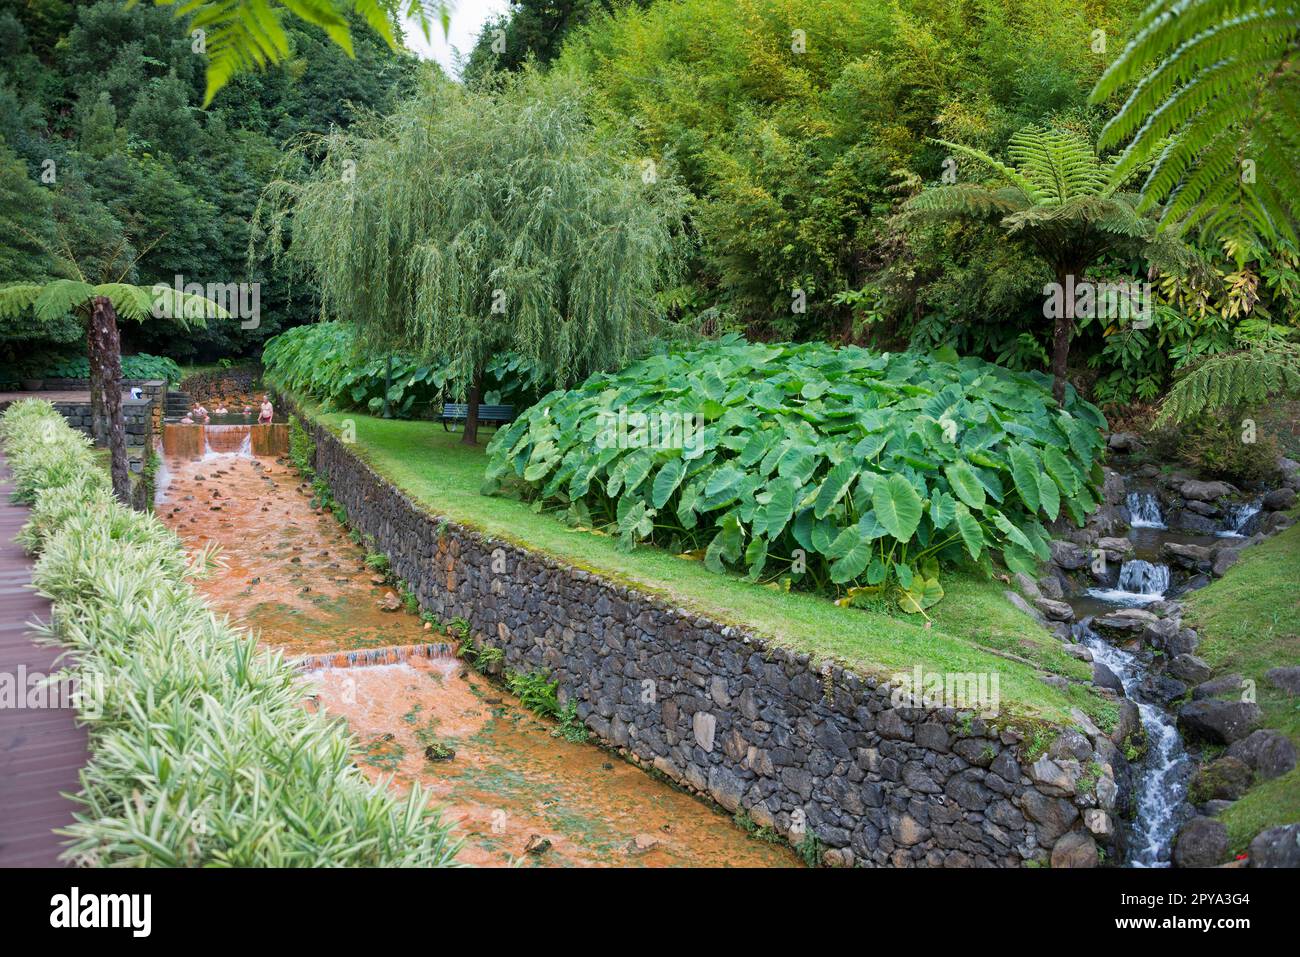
[156,436,798,868]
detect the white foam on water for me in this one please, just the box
[1078,624,1190,867]
[1217,500,1261,538]
[1127,491,1166,529]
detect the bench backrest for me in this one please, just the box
[441,403,515,419]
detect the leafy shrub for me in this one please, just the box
[10,349,183,386]
[505,670,560,719]
[0,400,459,866]
[1174,412,1282,487]
[485,337,1106,611]
[263,321,543,418]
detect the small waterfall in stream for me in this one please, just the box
[1076,621,1191,867]
[1086,559,1171,606]
[1126,490,1166,529]
[1217,499,1262,538]
[203,424,253,458]
[1117,560,1171,596]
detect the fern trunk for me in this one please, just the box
[1049,266,1078,405]
[87,311,106,446]
[90,296,130,502]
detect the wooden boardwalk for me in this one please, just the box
[0,452,85,866]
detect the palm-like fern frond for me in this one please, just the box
[1005,127,1112,202]
[0,283,44,320]
[147,285,228,326]
[1156,339,1300,424]
[148,0,453,105]
[94,283,156,322]
[909,128,1158,244]
[904,183,1027,220]
[1092,0,1300,248]
[33,280,97,321]
[0,281,225,326]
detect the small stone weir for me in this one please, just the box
[292,642,459,671]
[160,421,287,461]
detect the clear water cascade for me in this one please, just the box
[1075,619,1191,867]
[1126,490,1166,529]
[1218,499,1262,538]
[1070,484,1199,866]
[1086,559,1171,606]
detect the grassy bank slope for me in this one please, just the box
[290,398,1111,726]
[1185,521,1300,852]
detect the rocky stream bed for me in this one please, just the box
[1008,435,1300,867]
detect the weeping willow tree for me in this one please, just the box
[256,71,689,444]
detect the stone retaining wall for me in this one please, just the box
[303,411,1122,868]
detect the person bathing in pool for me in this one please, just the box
[258,396,274,424]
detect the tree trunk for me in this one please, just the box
[461,366,484,446]
[91,296,130,503]
[87,315,106,446]
[382,353,392,419]
[1050,266,1076,406]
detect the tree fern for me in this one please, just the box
[1092,0,1300,249]
[906,126,1194,403]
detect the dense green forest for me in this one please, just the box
[0,0,419,375]
[1,0,1297,415]
[466,0,1298,410]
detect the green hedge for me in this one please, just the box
[486,337,1106,612]
[0,400,460,866]
[4,350,183,387]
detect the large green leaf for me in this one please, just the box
[756,477,798,540]
[872,474,923,543]
[829,536,874,583]
[1009,444,1041,514]
[814,459,857,519]
[651,458,686,508]
[944,461,986,511]
[954,503,985,560]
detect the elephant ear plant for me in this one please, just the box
[484,337,1107,616]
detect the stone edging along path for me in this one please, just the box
[298,410,1128,868]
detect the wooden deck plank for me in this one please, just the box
[0,453,85,867]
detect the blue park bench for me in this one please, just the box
[440,403,516,432]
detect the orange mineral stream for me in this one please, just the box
[156,425,798,868]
